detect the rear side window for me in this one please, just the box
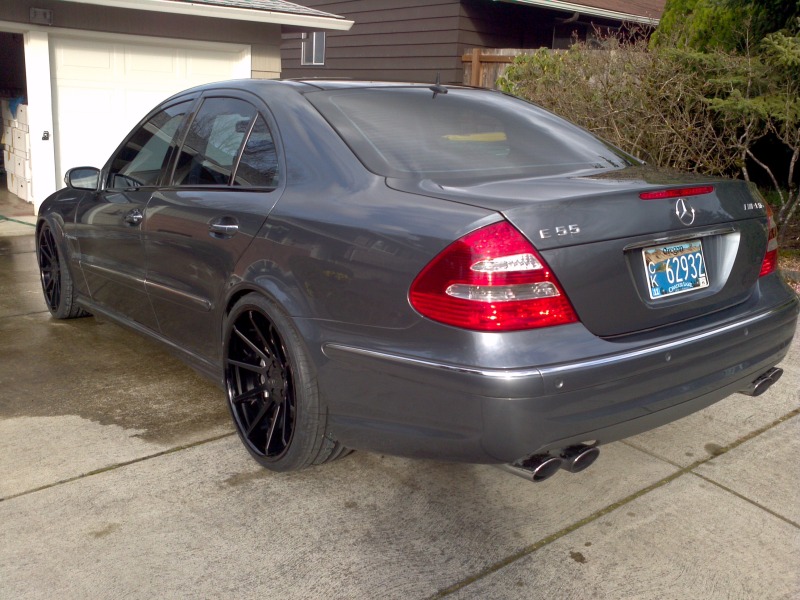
[107,101,190,189]
[307,88,636,180]
[173,97,257,186]
[233,116,279,188]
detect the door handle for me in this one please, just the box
[124,209,143,225]
[208,219,239,238]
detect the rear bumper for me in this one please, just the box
[320,291,799,464]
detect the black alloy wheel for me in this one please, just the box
[36,221,87,319]
[223,294,349,471]
[38,225,62,312]
[226,306,297,460]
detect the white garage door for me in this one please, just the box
[50,35,250,182]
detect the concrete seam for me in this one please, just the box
[0,432,235,503]
[0,310,51,320]
[429,405,800,599]
[428,466,688,599]
[689,471,800,529]
[0,214,36,227]
[621,405,800,469]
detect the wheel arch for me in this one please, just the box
[222,273,312,322]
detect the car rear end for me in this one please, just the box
[301,83,799,475]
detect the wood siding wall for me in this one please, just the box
[282,0,465,83]
[281,0,624,84]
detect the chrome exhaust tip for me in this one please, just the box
[739,367,783,397]
[500,454,563,482]
[559,444,600,473]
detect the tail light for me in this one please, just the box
[409,221,578,331]
[759,202,778,277]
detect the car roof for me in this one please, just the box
[165,78,479,101]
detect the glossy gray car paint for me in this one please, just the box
[38,79,799,465]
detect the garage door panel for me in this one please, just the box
[186,50,243,80]
[53,85,118,169]
[51,36,249,184]
[52,39,115,80]
[125,47,179,78]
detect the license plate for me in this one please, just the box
[642,240,709,299]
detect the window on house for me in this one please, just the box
[301,31,326,66]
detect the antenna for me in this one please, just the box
[430,72,448,98]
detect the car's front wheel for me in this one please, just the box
[223,293,348,471]
[36,220,88,319]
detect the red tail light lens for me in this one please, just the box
[639,186,714,200]
[759,202,778,277]
[409,221,578,331]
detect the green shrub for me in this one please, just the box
[498,28,800,244]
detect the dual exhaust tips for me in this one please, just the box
[502,366,784,483]
[738,367,783,397]
[501,444,600,483]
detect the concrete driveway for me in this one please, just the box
[1,227,798,599]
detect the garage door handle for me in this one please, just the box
[209,223,239,236]
[124,209,143,225]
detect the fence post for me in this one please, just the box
[470,48,481,86]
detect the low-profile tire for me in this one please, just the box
[36,220,89,319]
[223,293,347,471]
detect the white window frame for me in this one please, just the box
[301,31,325,66]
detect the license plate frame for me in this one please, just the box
[642,239,709,300]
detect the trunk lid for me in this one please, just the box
[389,166,770,337]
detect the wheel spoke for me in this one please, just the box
[248,312,275,359]
[233,324,270,363]
[40,244,53,263]
[245,401,272,437]
[231,383,271,405]
[264,404,281,451]
[226,358,267,375]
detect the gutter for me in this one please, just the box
[494,0,661,25]
[61,0,355,30]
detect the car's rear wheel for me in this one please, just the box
[37,221,88,319]
[224,293,348,471]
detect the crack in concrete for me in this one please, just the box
[0,432,235,503]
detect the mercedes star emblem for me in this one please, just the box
[675,198,696,226]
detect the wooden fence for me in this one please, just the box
[462,48,532,89]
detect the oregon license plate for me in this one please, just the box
[642,240,709,299]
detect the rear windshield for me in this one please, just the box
[306,87,636,180]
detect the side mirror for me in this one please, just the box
[65,167,100,191]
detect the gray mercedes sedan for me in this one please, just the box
[36,79,798,482]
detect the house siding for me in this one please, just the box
[281,0,465,83]
[282,0,637,83]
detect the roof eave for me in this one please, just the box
[494,0,660,25]
[61,0,354,31]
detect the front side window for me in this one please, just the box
[107,101,191,189]
[301,31,326,66]
[173,97,257,186]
